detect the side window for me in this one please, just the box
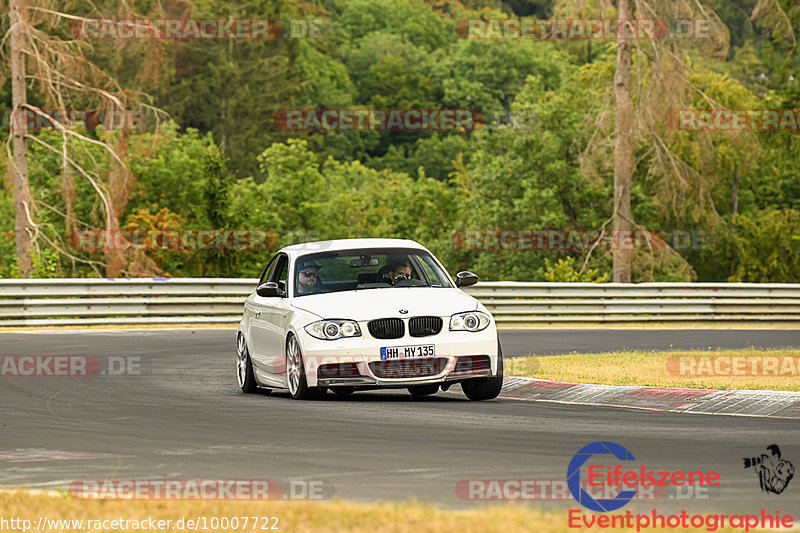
[419,256,446,287]
[269,255,289,292]
[258,255,279,286]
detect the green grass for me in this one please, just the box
[505,348,800,391]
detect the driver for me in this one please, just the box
[387,261,412,285]
[296,260,322,295]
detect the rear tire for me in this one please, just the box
[286,334,326,400]
[408,384,440,397]
[462,342,504,401]
[236,333,259,393]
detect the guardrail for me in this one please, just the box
[1,279,799,327]
[468,282,800,325]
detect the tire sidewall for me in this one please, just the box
[287,334,307,399]
[237,333,258,393]
[287,334,325,400]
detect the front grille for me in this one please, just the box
[368,318,404,339]
[369,358,447,378]
[409,316,443,337]
[451,355,491,375]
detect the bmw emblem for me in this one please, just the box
[399,309,409,314]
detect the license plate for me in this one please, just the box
[380,345,435,359]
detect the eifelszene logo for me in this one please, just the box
[743,445,795,495]
[567,441,721,512]
[568,442,637,512]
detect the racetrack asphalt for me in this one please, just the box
[498,328,800,356]
[0,329,798,513]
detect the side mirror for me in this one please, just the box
[256,281,285,298]
[455,271,479,288]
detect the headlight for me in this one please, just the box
[449,311,491,332]
[305,319,362,340]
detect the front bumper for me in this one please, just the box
[296,325,499,388]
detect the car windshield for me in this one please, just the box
[294,248,451,296]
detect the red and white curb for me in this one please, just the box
[497,377,800,419]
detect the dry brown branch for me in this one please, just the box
[21,191,104,275]
[25,133,114,231]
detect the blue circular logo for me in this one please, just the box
[567,441,637,512]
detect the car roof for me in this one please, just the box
[280,238,428,258]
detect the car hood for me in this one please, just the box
[292,287,480,321]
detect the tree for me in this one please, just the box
[553,0,739,282]
[9,0,33,276]
[613,0,634,282]
[1,0,166,276]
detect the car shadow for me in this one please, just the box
[267,389,470,402]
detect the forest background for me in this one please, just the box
[1,0,798,282]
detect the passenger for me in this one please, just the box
[296,261,322,295]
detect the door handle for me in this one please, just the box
[255,308,262,318]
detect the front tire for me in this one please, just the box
[286,334,326,400]
[236,333,258,393]
[462,342,504,401]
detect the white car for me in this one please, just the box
[236,238,503,400]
